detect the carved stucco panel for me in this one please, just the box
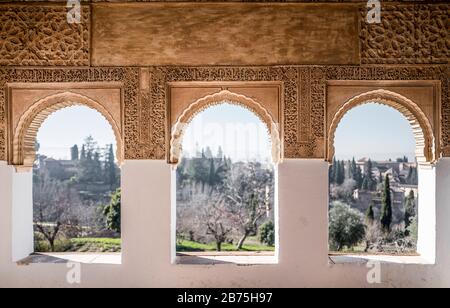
[0,4,90,66]
[0,66,448,162]
[144,66,322,160]
[360,4,449,64]
[0,68,140,163]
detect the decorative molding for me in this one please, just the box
[11,92,123,171]
[327,89,435,164]
[325,66,449,157]
[0,68,139,162]
[147,66,322,159]
[169,90,282,165]
[0,65,448,162]
[0,4,90,66]
[360,4,450,64]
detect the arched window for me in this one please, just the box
[174,102,278,264]
[32,106,121,257]
[328,98,436,263]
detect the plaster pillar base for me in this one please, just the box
[0,162,33,262]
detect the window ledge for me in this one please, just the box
[176,252,278,265]
[17,253,122,265]
[329,254,434,265]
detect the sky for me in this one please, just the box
[37,106,116,160]
[334,103,415,161]
[181,103,272,162]
[36,102,416,162]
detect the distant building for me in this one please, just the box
[349,158,418,224]
[35,156,78,181]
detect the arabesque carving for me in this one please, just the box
[0,4,90,66]
[0,68,139,162]
[360,4,449,64]
[169,90,282,165]
[327,89,435,165]
[12,92,123,171]
[0,65,448,163]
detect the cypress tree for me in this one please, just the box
[361,176,368,190]
[355,165,363,189]
[346,160,352,179]
[351,157,363,187]
[404,190,416,231]
[71,145,79,161]
[380,175,393,233]
[105,144,117,187]
[208,158,216,189]
[80,145,86,161]
[335,160,345,185]
[217,146,224,160]
[365,202,375,224]
[366,159,374,190]
[340,161,346,182]
[350,158,356,178]
[93,151,103,181]
[205,146,213,159]
[329,158,337,184]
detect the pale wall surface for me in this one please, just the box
[1,160,450,288]
[91,3,360,66]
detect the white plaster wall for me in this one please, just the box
[434,158,450,286]
[0,162,34,263]
[0,162,13,267]
[417,166,436,263]
[12,169,34,262]
[0,159,450,288]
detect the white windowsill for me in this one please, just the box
[17,253,122,265]
[329,254,434,265]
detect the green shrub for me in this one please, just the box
[407,216,418,244]
[329,201,366,251]
[104,188,121,233]
[259,221,275,246]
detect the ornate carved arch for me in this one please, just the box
[169,90,282,165]
[11,92,123,171]
[327,89,435,164]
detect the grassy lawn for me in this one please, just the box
[37,237,274,253]
[176,239,274,252]
[70,238,121,253]
[35,237,122,253]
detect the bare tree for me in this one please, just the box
[226,163,274,250]
[33,168,79,251]
[200,195,233,251]
[364,221,382,253]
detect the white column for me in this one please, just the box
[121,160,172,268]
[417,165,436,263]
[0,162,34,263]
[277,160,329,266]
[435,159,450,270]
